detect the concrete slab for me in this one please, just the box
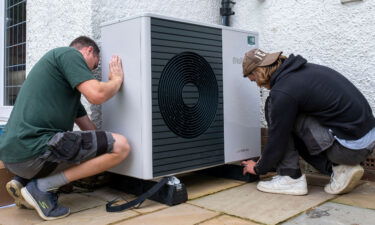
[0,193,106,225]
[199,215,260,225]
[180,174,245,200]
[58,193,106,213]
[133,199,169,214]
[79,187,135,203]
[0,206,43,225]
[80,185,169,214]
[36,205,138,225]
[332,181,375,210]
[115,203,219,225]
[110,198,168,214]
[103,196,168,214]
[282,202,375,225]
[189,183,335,225]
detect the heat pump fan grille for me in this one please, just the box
[158,52,218,138]
[151,18,224,177]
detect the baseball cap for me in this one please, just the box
[242,49,282,77]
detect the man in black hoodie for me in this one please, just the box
[241,49,375,195]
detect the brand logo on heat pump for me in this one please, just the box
[237,148,250,153]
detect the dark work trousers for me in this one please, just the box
[265,98,374,178]
[276,115,373,177]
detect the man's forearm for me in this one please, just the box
[98,78,122,102]
[75,115,97,131]
[77,78,123,105]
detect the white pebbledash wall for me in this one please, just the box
[26,0,374,128]
[232,0,375,126]
[26,0,221,127]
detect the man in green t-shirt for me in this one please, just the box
[0,36,130,220]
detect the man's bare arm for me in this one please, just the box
[77,56,124,105]
[75,115,97,130]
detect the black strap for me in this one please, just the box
[96,131,108,156]
[106,177,169,212]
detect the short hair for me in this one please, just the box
[252,55,287,89]
[69,36,100,56]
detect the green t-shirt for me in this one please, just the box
[0,47,95,163]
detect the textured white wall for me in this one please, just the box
[27,0,374,128]
[232,0,375,126]
[27,0,95,126]
[93,0,221,40]
[27,0,222,68]
[27,0,93,71]
[27,0,221,127]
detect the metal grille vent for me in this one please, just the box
[158,52,218,139]
[151,17,224,177]
[362,157,375,170]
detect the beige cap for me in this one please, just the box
[242,49,282,77]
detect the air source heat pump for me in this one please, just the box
[101,14,260,180]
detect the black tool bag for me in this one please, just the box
[106,176,188,212]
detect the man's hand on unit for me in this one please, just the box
[109,55,124,84]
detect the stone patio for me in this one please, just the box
[1,173,374,225]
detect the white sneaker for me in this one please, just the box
[257,174,308,195]
[324,164,364,195]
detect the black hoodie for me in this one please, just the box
[255,54,375,175]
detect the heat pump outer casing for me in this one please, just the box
[101,14,260,180]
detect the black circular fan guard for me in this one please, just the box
[158,52,219,139]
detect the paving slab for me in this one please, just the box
[282,202,375,225]
[0,206,44,225]
[180,174,245,200]
[110,198,168,214]
[199,214,260,225]
[132,199,169,214]
[115,203,219,225]
[79,186,134,202]
[189,183,335,225]
[0,192,106,225]
[332,181,375,210]
[36,205,138,225]
[58,193,106,213]
[80,184,169,214]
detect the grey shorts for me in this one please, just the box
[5,131,115,179]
